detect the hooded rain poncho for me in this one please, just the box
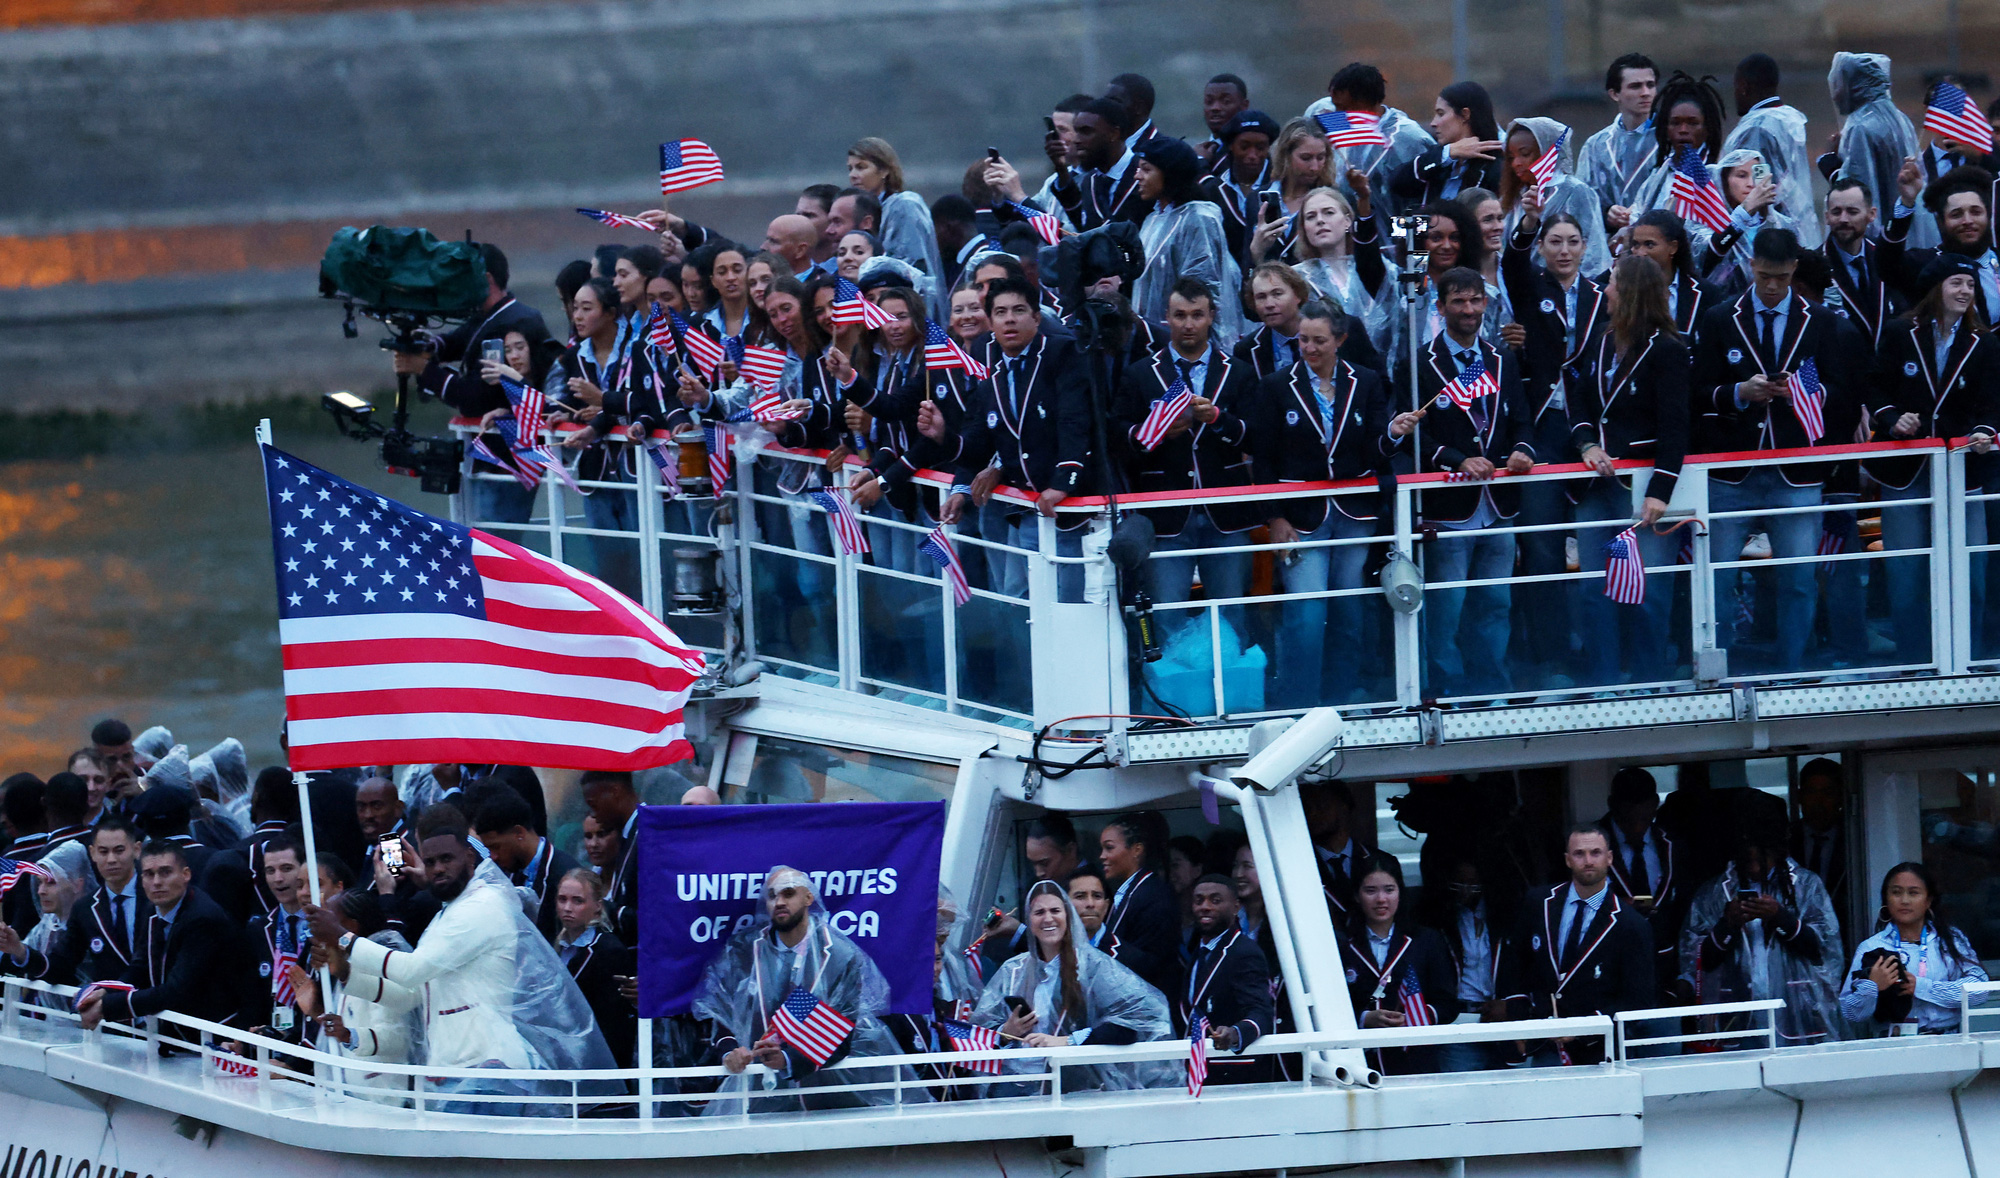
[1829,52,1934,247]
[1679,858,1848,1046]
[1505,117,1614,279]
[1722,100,1822,248]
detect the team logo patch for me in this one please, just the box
[1904,361,1919,377]
[987,411,999,427]
[1726,347,1743,364]
[259,962,272,978]
[1345,967,1358,984]
[1540,298,1556,314]
[90,937,104,953]
[1434,394,1451,410]
[1285,410,1299,425]
[1531,934,1542,950]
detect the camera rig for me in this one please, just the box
[321,301,465,496]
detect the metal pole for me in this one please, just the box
[1451,0,1469,80]
[1547,0,1566,94]
[1078,0,1099,94]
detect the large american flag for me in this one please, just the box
[920,526,971,606]
[262,445,705,770]
[1007,200,1063,246]
[1186,1013,1209,1097]
[936,1018,1003,1075]
[830,276,895,329]
[1134,378,1196,451]
[1604,526,1646,605]
[0,856,51,897]
[1315,110,1387,149]
[1529,129,1569,193]
[1441,352,1498,409]
[1670,147,1732,233]
[659,139,726,195]
[577,208,654,232]
[1925,82,1994,151]
[767,987,855,1067]
[1785,356,1827,442]
[811,488,870,555]
[924,321,989,379]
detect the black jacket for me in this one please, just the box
[1565,329,1691,504]
[198,819,290,926]
[1113,345,1262,536]
[1595,818,1683,996]
[1196,169,1267,272]
[1692,292,1855,485]
[1410,333,1533,522]
[8,883,149,986]
[512,842,583,942]
[424,295,558,418]
[100,885,250,1028]
[1501,228,1604,437]
[1233,318,1389,387]
[1880,210,1999,328]
[1866,319,2000,490]
[564,928,639,1068]
[1340,922,1460,1074]
[1102,869,1183,1001]
[1179,927,1275,1083]
[1824,236,1904,348]
[1387,144,1503,207]
[1248,361,1398,530]
[1050,160,1152,231]
[945,332,1096,511]
[1502,883,1656,1061]
[245,907,312,1037]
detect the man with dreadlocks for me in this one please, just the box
[1628,73,1732,250]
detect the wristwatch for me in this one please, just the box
[338,932,356,952]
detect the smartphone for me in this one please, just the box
[481,338,505,368]
[1260,191,1284,223]
[378,834,405,876]
[1043,117,1057,134]
[1737,887,1757,902]
[1003,995,1031,1016]
[1750,160,1770,186]
[987,146,1002,162]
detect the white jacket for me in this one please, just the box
[347,882,532,1070]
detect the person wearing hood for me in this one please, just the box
[1305,62,1438,223]
[1502,116,1612,279]
[1864,254,2000,665]
[695,866,916,1111]
[188,737,250,845]
[1578,53,1660,231]
[1198,109,1280,272]
[846,138,946,320]
[1818,53,1933,247]
[1695,148,1803,295]
[886,886,988,1099]
[1129,136,1244,346]
[1722,54,1821,250]
[131,725,175,773]
[970,878,1177,1093]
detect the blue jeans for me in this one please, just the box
[1573,478,1679,687]
[1516,419,1577,674]
[1880,466,1987,666]
[583,480,642,602]
[1148,511,1253,646]
[1708,469,1821,674]
[1273,510,1374,708]
[468,470,536,530]
[980,501,1084,602]
[1818,492,1869,664]
[1424,524,1517,699]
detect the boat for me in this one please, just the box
[6,418,1999,1178]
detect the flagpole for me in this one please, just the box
[259,418,341,1059]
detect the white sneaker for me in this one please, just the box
[1742,533,1772,560]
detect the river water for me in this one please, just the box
[0,398,451,774]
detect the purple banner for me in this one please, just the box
[635,801,946,1016]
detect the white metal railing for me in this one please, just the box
[1958,979,2000,1035]
[1612,998,1785,1059]
[449,423,1986,732]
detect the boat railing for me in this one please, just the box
[0,973,1929,1124]
[448,421,1987,735]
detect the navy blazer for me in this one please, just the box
[1692,292,1854,485]
[99,885,249,1028]
[1248,361,1398,531]
[1565,329,1691,505]
[1501,228,1604,435]
[1179,926,1275,1082]
[1113,345,1262,536]
[1866,319,2000,490]
[11,884,149,986]
[1102,870,1184,1002]
[1502,884,1655,1043]
[1410,333,1533,522]
[946,331,1096,507]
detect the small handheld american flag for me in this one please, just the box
[1670,147,1732,233]
[961,938,987,983]
[1315,109,1387,149]
[703,421,731,492]
[1441,352,1498,409]
[1134,378,1197,451]
[738,345,789,391]
[1186,1013,1209,1097]
[924,321,989,379]
[576,208,654,232]
[1785,357,1827,443]
[743,389,806,423]
[936,1018,1003,1075]
[920,526,972,606]
[812,488,871,556]
[1007,200,1063,246]
[766,988,855,1067]
[669,310,727,379]
[75,980,134,1011]
[643,437,681,497]
[1604,526,1646,605]
[1925,82,1995,151]
[271,946,299,1006]
[1397,971,1433,1027]
[830,276,895,329]
[0,856,51,896]
[659,139,726,195]
[1529,129,1569,194]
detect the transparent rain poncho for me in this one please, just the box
[1698,149,1803,293]
[1721,100,1822,249]
[968,879,1177,1093]
[188,738,250,841]
[139,745,191,792]
[1828,52,1933,247]
[877,189,947,320]
[132,726,175,768]
[23,842,91,1012]
[1504,117,1614,279]
[1304,100,1436,218]
[1679,858,1849,1046]
[934,885,984,1020]
[1135,199,1246,347]
[693,883,918,1113]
